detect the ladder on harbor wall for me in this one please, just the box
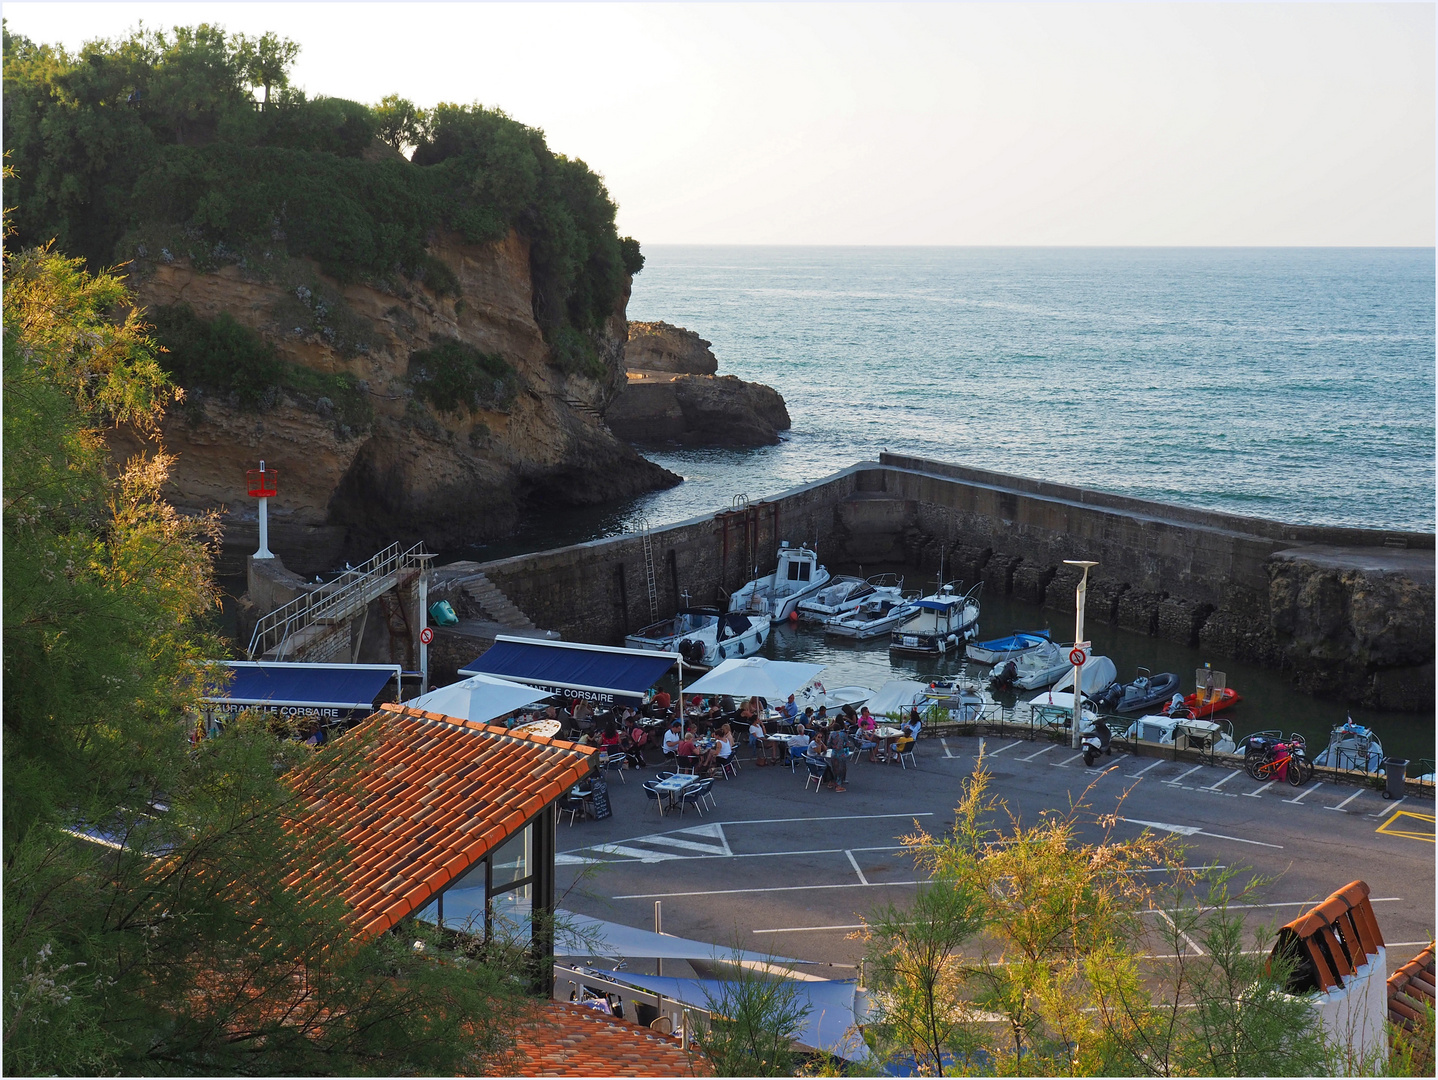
[639,519,659,624]
[247,542,433,661]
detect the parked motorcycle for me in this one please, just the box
[1081,718,1113,766]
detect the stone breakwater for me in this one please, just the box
[458,454,1434,710]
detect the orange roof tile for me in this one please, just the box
[482,1000,709,1077]
[286,704,597,937]
[1271,880,1386,993]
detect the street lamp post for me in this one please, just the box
[1063,559,1099,749]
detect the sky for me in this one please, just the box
[5,3,1433,246]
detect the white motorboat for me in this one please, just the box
[1313,719,1384,773]
[624,607,767,669]
[918,681,988,724]
[729,542,832,623]
[991,639,1086,691]
[796,573,904,623]
[1051,655,1118,698]
[798,681,871,713]
[1124,713,1236,755]
[888,582,982,656]
[824,594,919,640]
[965,630,1052,666]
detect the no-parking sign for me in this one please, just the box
[420,627,434,645]
[1068,647,1086,666]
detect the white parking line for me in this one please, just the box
[1244,781,1276,798]
[1053,752,1086,768]
[940,738,957,759]
[986,740,1024,757]
[1126,759,1165,779]
[1282,781,1323,805]
[1019,744,1058,762]
[615,880,924,899]
[1202,771,1241,792]
[1325,789,1366,813]
[845,850,871,886]
[754,923,867,934]
[1165,765,1205,785]
[1370,797,1405,816]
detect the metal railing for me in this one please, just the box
[247,542,433,660]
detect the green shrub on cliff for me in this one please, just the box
[149,302,372,435]
[3,22,642,359]
[407,339,519,415]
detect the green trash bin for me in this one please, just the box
[428,599,459,626]
[1381,757,1408,800]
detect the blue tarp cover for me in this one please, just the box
[460,638,676,706]
[916,598,958,612]
[204,663,396,709]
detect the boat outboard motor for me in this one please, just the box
[1081,718,1112,766]
[1164,692,1194,720]
[1094,683,1123,712]
[989,660,1018,690]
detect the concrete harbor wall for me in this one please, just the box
[456,455,1434,709]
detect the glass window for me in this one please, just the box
[787,562,802,581]
[489,881,533,943]
[441,857,487,933]
[797,562,811,581]
[415,898,439,926]
[491,824,532,890]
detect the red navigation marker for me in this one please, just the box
[420,627,435,645]
[1068,647,1087,666]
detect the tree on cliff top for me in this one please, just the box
[2,220,526,1074]
[3,23,644,356]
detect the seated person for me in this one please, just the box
[748,716,766,753]
[573,699,594,727]
[700,724,733,774]
[675,729,699,771]
[778,694,799,722]
[895,715,922,757]
[788,729,811,764]
[825,725,850,791]
[652,688,672,718]
[661,720,683,758]
[805,731,828,769]
[599,722,623,758]
[813,705,829,729]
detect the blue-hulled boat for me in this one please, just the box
[965,630,1051,666]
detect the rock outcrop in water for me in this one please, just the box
[606,321,790,446]
[109,232,680,575]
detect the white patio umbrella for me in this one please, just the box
[683,657,825,702]
[406,673,548,725]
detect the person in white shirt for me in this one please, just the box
[661,720,683,757]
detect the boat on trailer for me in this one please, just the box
[624,607,767,669]
[889,582,982,656]
[728,542,832,623]
[1124,713,1236,755]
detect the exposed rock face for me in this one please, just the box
[608,321,791,447]
[606,374,791,447]
[110,231,678,575]
[622,321,718,375]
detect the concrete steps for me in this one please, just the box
[463,574,537,632]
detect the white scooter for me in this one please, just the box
[1081,717,1113,766]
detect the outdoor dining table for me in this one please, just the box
[764,732,808,764]
[651,772,699,810]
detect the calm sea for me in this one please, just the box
[612,246,1435,535]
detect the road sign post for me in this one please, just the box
[1063,560,1099,748]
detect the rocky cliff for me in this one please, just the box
[607,320,790,446]
[110,231,679,575]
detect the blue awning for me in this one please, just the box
[460,636,677,709]
[202,662,399,713]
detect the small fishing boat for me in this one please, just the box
[1124,713,1236,755]
[990,639,1083,691]
[729,542,832,623]
[889,582,982,656]
[824,595,919,640]
[796,573,904,623]
[965,630,1051,666]
[1093,667,1182,715]
[624,607,767,669]
[1314,718,1384,773]
[1162,664,1242,718]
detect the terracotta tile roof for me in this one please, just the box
[1388,942,1436,1033]
[1270,880,1386,993]
[482,1000,709,1077]
[285,704,597,938]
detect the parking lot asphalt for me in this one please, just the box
[556,737,1435,979]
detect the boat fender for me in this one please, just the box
[717,645,727,661]
[735,640,745,656]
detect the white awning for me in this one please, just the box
[406,673,548,725]
[555,911,809,966]
[684,657,825,701]
[867,679,930,717]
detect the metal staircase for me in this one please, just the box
[247,542,433,661]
